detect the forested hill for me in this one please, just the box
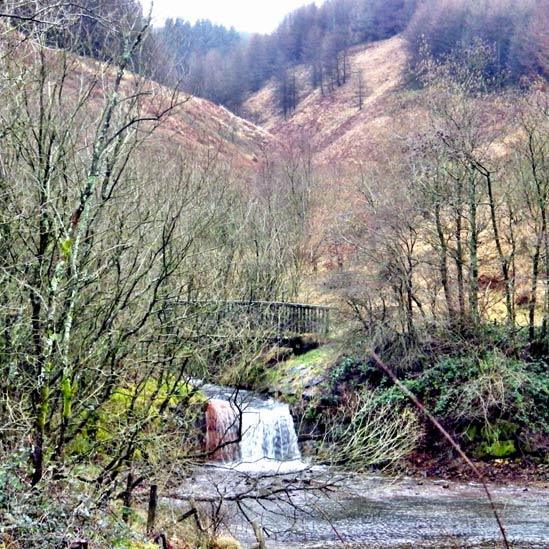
[153,0,547,115]
[24,0,548,117]
[153,0,417,112]
[243,35,410,168]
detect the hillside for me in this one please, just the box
[155,95,276,168]
[243,35,423,279]
[243,33,547,323]
[244,36,415,169]
[64,49,278,171]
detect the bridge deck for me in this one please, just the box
[169,300,331,338]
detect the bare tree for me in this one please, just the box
[0,3,313,544]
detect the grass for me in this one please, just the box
[261,345,338,400]
[284,346,336,368]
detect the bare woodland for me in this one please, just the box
[0,3,317,546]
[336,43,548,341]
[0,1,547,548]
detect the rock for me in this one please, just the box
[302,378,325,399]
[208,536,242,549]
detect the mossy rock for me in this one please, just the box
[467,420,519,458]
[67,379,205,458]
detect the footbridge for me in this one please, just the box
[169,300,331,338]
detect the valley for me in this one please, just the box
[0,1,547,548]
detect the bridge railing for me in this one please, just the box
[167,300,331,338]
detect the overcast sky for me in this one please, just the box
[141,0,316,33]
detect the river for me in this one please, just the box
[172,385,549,548]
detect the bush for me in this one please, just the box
[316,389,423,470]
[385,349,548,457]
[324,327,548,462]
[0,455,134,547]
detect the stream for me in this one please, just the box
[174,385,549,548]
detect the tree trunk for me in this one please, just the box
[541,202,548,340]
[529,245,541,341]
[122,470,134,523]
[454,178,466,322]
[252,521,266,549]
[435,203,455,320]
[147,484,158,535]
[485,169,513,325]
[468,173,479,323]
[30,290,46,486]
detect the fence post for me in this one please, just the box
[147,484,158,535]
[122,471,133,524]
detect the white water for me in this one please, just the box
[239,399,302,469]
[202,384,305,473]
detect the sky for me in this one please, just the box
[141,0,316,34]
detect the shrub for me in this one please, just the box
[317,389,423,470]
[325,328,548,461]
[0,457,134,547]
[397,350,548,457]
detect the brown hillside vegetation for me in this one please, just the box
[244,36,426,278]
[14,39,278,171]
[244,35,524,171]
[154,95,276,168]
[244,34,548,332]
[244,36,413,169]
[106,73,277,170]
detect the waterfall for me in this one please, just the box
[240,401,301,463]
[203,386,302,470]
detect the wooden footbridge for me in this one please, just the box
[168,300,331,338]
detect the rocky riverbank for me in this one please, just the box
[254,340,548,485]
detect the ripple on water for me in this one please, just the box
[175,469,549,548]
